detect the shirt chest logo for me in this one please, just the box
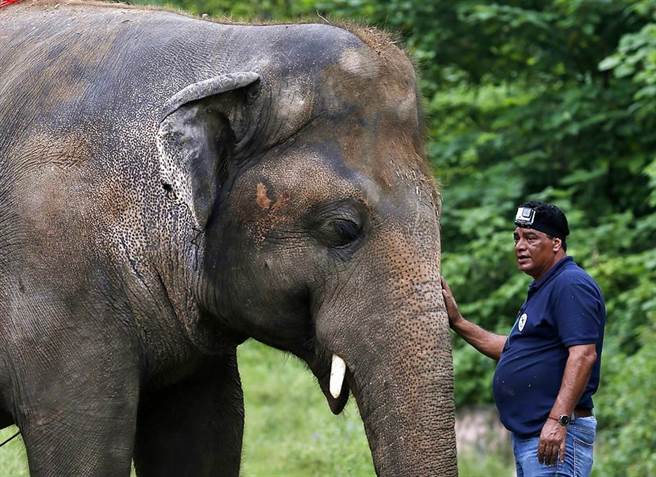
[518,313,528,331]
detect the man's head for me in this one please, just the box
[513,201,569,279]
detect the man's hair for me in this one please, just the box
[515,200,569,251]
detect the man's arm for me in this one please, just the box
[537,343,597,466]
[440,277,507,360]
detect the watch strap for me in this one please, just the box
[548,414,570,426]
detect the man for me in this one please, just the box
[441,201,606,477]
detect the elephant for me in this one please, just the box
[0,1,457,476]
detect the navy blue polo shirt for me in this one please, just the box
[492,256,606,437]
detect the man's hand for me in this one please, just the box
[440,276,507,360]
[440,277,463,329]
[537,418,567,466]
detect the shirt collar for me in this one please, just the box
[528,256,572,292]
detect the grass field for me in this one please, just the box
[0,340,513,476]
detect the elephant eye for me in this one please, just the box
[330,219,362,247]
[315,218,363,249]
[308,200,366,250]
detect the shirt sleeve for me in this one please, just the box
[552,279,605,347]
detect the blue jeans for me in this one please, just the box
[512,416,596,477]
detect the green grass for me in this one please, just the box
[0,341,514,476]
[239,341,373,477]
[0,427,28,476]
[457,452,514,477]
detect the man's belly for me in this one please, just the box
[493,346,567,436]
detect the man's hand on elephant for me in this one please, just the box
[440,277,463,328]
[537,419,567,466]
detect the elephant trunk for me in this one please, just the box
[316,266,457,475]
[350,300,457,476]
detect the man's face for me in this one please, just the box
[513,227,562,279]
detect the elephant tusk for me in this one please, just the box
[330,354,346,399]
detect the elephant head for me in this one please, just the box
[156,25,457,476]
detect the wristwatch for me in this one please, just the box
[549,414,570,426]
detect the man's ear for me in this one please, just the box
[552,237,563,252]
[157,72,260,229]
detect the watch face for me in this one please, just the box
[559,415,570,426]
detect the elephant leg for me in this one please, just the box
[10,333,140,477]
[133,351,244,477]
[19,394,139,477]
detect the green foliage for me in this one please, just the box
[593,328,656,477]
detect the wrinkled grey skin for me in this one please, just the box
[0,2,456,476]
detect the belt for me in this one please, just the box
[572,407,593,419]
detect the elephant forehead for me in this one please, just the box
[309,48,428,198]
[236,143,439,243]
[316,119,438,214]
[243,149,369,211]
[319,42,420,125]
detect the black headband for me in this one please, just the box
[514,205,569,240]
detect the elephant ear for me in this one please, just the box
[157,72,260,229]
